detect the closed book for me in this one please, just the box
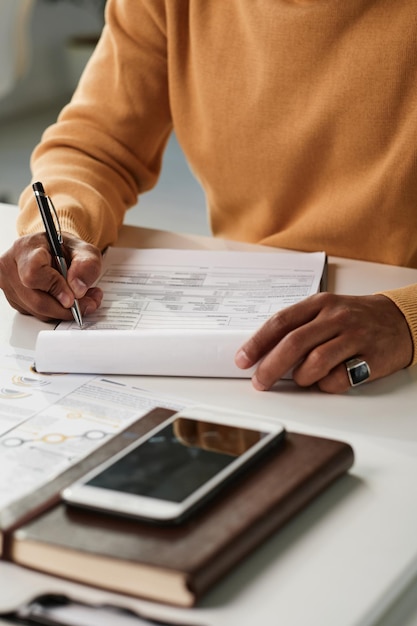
[7,430,354,607]
[0,407,174,557]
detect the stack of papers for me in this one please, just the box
[35,247,326,376]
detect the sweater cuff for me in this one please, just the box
[378,285,417,367]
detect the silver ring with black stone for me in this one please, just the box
[345,358,371,387]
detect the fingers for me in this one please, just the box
[235,293,413,394]
[18,245,75,309]
[316,360,369,394]
[0,233,103,322]
[236,293,338,384]
[63,233,103,299]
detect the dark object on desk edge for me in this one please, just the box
[5,592,197,626]
[4,419,354,607]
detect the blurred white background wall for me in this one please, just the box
[0,0,208,235]
[0,0,103,118]
[0,0,34,101]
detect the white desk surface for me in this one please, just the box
[1,202,417,626]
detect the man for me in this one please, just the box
[0,0,416,392]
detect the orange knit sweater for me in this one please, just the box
[18,0,417,362]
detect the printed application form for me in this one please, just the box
[67,247,326,330]
[35,248,326,376]
[0,346,185,509]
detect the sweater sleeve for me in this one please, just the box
[379,284,417,367]
[17,0,172,250]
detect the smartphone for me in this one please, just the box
[62,406,286,524]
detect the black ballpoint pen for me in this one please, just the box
[32,181,83,328]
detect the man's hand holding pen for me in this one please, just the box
[0,231,103,323]
[0,180,103,324]
[32,181,96,327]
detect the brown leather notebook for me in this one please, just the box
[6,412,354,607]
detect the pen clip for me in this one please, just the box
[46,195,64,245]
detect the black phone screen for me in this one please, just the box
[86,417,273,503]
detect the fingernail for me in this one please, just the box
[71,278,88,298]
[57,291,72,308]
[252,374,267,391]
[235,348,253,369]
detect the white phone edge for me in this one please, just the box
[62,406,286,523]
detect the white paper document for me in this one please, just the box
[0,346,185,510]
[35,247,326,376]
